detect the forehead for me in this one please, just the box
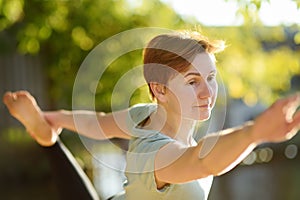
[183,53,216,76]
[167,53,217,85]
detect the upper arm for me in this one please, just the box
[97,109,131,139]
[154,141,209,184]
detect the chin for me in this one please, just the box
[199,116,210,121]
[187,111,211,121]
[198,109,211,121]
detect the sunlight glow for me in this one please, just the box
[259,0,300,26]
[161,0,300,26]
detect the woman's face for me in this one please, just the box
[165,52,218,121]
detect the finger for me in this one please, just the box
[3,91,14,105]
[288,110,300,131]
[290,92,300,106]
[273,93,300,110]
[279,92,300,106]
[283,93,300,122]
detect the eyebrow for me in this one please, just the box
[184,72,201,78]
[184,70,216,78]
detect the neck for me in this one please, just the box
[147,104,196,146]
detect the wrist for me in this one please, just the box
[245,121,265,145]
[44,110,65,130]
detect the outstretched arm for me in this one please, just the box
[44,109,131,140]
[3,91,131,147]
[155,93,300,186]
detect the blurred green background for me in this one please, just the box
[0,0,300,199]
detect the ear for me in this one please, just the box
[149,82,167,103]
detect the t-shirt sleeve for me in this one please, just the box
[125,104,175,190]
[126,134,174,190]
[126,103,156,135]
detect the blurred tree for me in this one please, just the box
[226,0,300,24]
[1,0,300,199]
[0,0,299,109]
[204,25,300,105]
[0,0,186,110]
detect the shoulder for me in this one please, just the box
[126,103,157,131]
[128,103,157,119]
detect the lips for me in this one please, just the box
[198,104,210,108]
[194,104,210,109]
[193,104,211,110]
[194,100,212,108]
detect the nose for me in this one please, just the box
[197,81,213,99]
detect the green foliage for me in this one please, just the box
[0,0,299,110]
[0,0,186,110]
[204,25,300,105]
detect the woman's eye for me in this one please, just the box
[207,74,215,81]
[188,80,197,85]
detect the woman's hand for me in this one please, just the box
[3,91,59,146]
[251,93,300,144]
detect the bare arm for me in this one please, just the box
[3,90,131,146]
[155,93,300,186]
[44,109,131,140]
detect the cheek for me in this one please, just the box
[212,81,218,95]
[169,87,194,108]
[180,87,197,104]
[170,84,191,98]
[211,82,218,105]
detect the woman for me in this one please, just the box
[3,30,300,200]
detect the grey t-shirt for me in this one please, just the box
[115,103,213,200]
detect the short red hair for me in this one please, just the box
[143,30,225,99]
